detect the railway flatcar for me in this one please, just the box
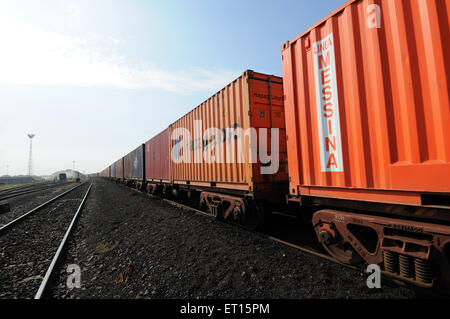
[281,0,450,287]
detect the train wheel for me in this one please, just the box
[315,222,362,265]
[242,201,264,231]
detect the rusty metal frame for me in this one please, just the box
[312,209,450,287]
[200,191,246,221]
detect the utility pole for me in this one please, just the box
[28,134,35,176]
[73,160,75,170]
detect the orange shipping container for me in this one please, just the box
[170,70,288,200]
[281,0,450,207]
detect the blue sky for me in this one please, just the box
[0,0,345,175]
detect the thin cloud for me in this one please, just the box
[0,17,239,93]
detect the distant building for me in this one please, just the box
[44,169,86,181]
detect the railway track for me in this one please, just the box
[0,182,56,195]
[0,183,84,231]
[0,181,92,299]
[0,182,49,194]
[0,182,72,202]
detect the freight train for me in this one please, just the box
[98,0,450,289]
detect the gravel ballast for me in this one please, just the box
[0,182,90,299]
[47,178,416,299]
[0,182,78,228]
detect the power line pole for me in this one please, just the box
[27,134,35,176]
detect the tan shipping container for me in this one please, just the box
[170,70,288,199]
[123,152,132,180]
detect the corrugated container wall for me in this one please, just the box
[170,70,288,197]
[281,0,450,205]
[131,144,145,180]
[145,128,171,182]
[115,158,123,180]
[124,152,132,180]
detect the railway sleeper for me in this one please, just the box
[312,209,450,288]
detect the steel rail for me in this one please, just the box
[0,182,86,233]
[34,181,92,299]
[0,181,68,195]
[0,182,52,194]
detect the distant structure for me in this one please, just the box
[44,169,86,182]
[27,134,35,176]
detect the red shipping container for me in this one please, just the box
[145,128,171,182]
